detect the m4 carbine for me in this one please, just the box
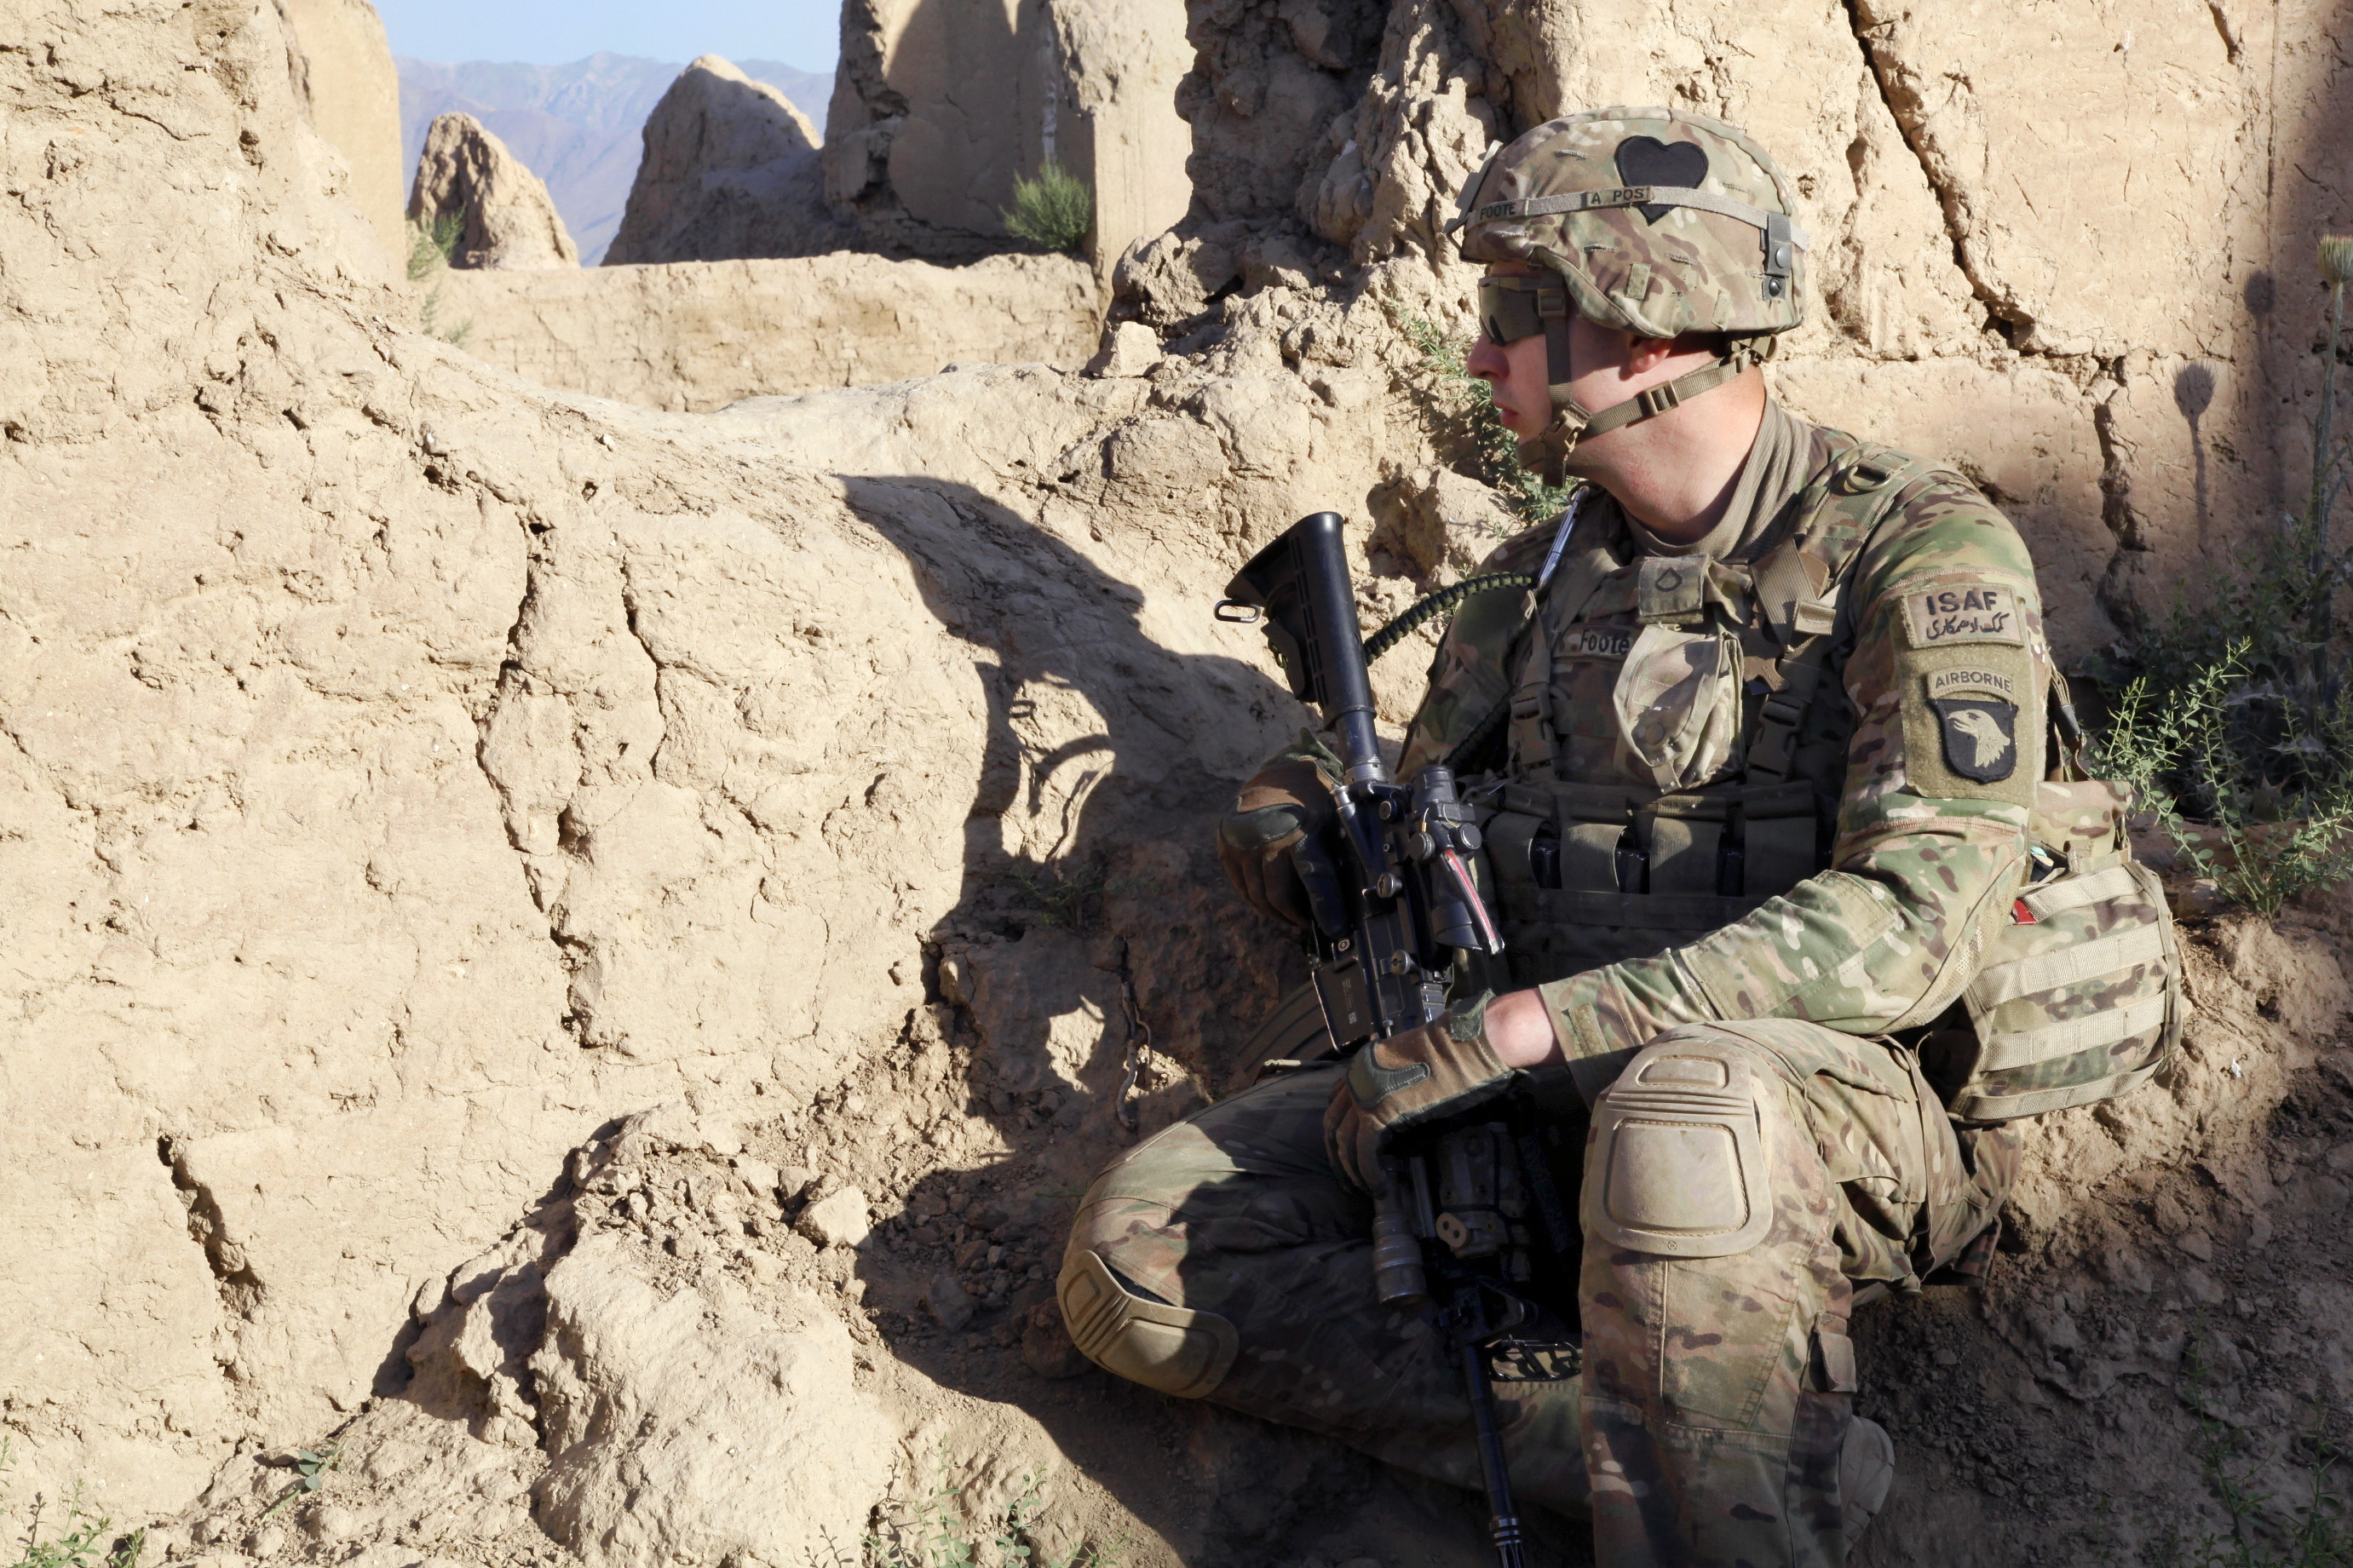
[1220,511,1580,1568]
[1218,511,1504,1053]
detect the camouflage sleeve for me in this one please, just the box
[1396,521,1562,776]
[1535,480,2045,1101]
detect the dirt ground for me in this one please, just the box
[145,887,2353,1568]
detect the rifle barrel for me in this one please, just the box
[1288,512,1385,785]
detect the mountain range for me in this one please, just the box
[394,54,835,264]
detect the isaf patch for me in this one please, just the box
[1930,696,2019,782]
[1902,583,2025,648]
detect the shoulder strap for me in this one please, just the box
[1506,506,1626,783]
[1743,443,1938,782]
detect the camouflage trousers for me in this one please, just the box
[1058,1018,2018,1568]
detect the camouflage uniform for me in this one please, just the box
[1063,109,2045,1567]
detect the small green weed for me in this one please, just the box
[2158,1318,2352,1566]
[405,212,475,348]
[860,1445,1119,1568]
[1007,863,1106,933]
[406,210,461,282]
[258,1444,342,1521]
[1389,311,1577,533]
[1001,164,1091,254]
[0,1442,145,1568]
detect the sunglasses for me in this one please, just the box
[1477,273,1568,347]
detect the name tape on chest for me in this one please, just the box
[1564,625,1635,662]
[1902,584,2025,648]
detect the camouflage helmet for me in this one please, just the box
[1447,107,1809,456]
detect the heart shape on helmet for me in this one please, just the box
[1613,135,1711,222]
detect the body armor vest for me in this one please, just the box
[1477,434,1914,988]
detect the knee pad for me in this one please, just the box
[1582,1035,1775,1259]
[1056,1248,1238,1399]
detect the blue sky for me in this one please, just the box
[373,0,839,70]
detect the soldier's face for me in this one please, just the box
[1467,261,1633,440]
[1466,262,1554,437]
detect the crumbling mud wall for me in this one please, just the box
[6,0,2353,1563]
[435,251,1103,411]
[822,0,1193,270]
[275,0,405,270]
[0,0,1418,1535]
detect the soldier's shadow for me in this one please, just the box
[843,478,1590,1563]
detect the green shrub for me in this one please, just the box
[1007,861,1106,933]
[406,210,462,282]
[2102,640,2353,916]
[405,212,475,348]
[1000,164,1091,254]
[2098,237,2353,915]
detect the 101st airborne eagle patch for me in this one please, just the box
[1924,667,2019,782]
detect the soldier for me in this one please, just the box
[1059,107,2045,1565]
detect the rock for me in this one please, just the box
[797,1187,872,1249]
[304,1502,362,1542]
[530,1235,891,1567]
[1086,321,1164,377]
[246,1525,286,1559]
[776,1165,817,1204]
[603,56,850,266]
[1113,221,1251,328]
[1021,1298,1089,1377]
[2177,1229,2215,1261]
[2153,1192,2193,1235]
[609,1102,738,1162]
[2182,1267,2229,1307]
[406,112,578,270]
[731,1155,780,1199]
[923,1272,975,1331]
[2327,1143,2353,1175]
[433,250,1102,411]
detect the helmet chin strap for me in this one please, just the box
[1527,307,1767,486]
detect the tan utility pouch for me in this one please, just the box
[1943,779,2186,1123]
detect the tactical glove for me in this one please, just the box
[1216,735,1343,929]
[1322,994,1516,1192]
